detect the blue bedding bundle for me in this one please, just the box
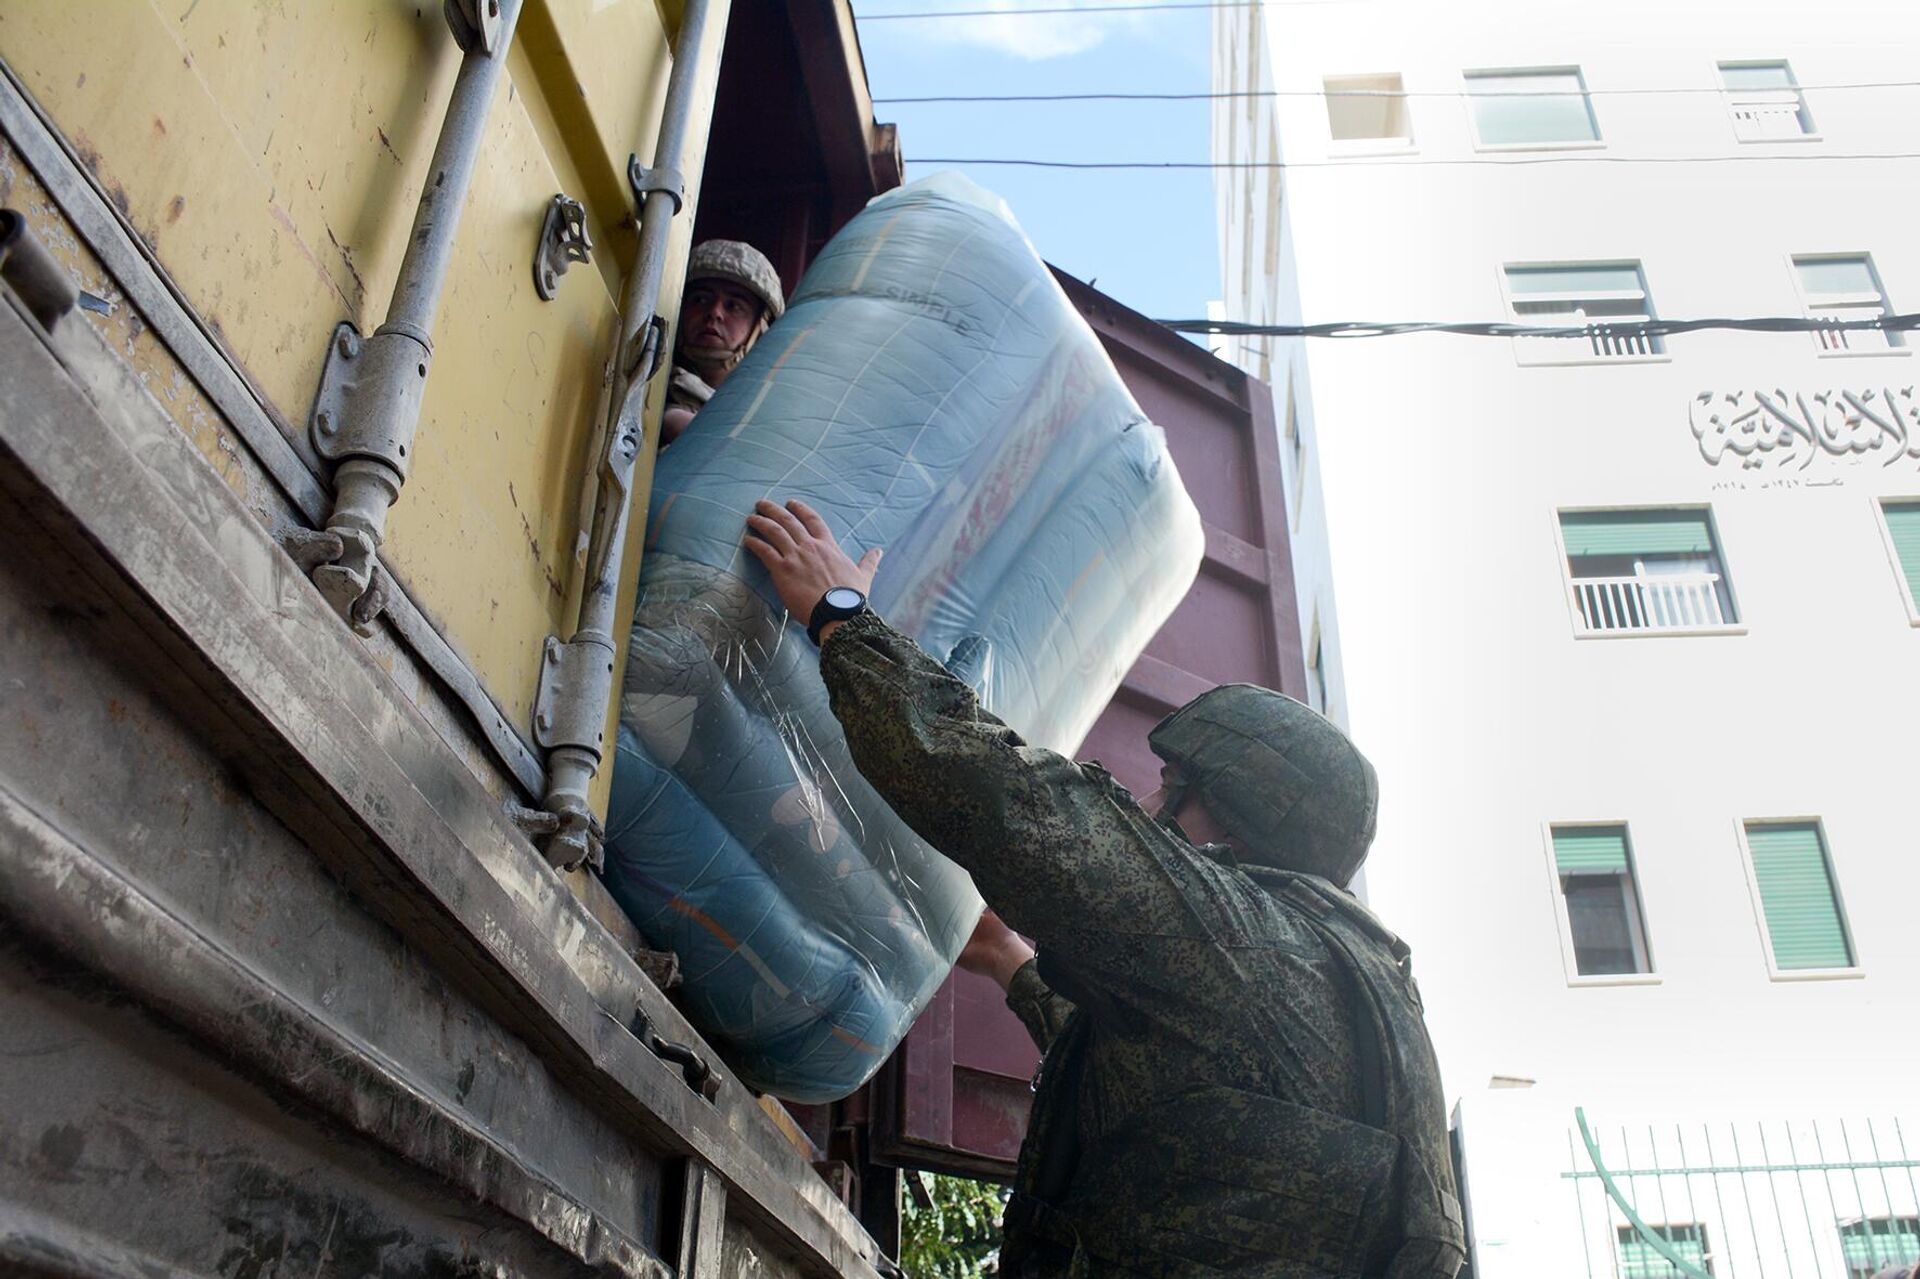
[602,174,1204,1100]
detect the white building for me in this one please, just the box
[1211,4,1920,1277]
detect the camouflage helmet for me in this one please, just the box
[1148,684,1378,886]
[686,239,785,320]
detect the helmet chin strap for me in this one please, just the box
[1154,779,1194,842]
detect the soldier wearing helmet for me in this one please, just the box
[744,496,1464,1279]
[663,239,786,445]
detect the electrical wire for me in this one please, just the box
[858,0,1265,17]
[1156,313,1920,340]
[877,81,1920,104]
[910,151,1920,170]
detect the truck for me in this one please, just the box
[0,2,1303,1275]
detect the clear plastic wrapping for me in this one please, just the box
[602,174,1205,1100]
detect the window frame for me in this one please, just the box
[1463,65,1605,153]
[1734,817,1864,982]
[1542,821,1661,988]
[1500,261,1671,367]
[1305,613,1328,716]
[1786,251,1909,359]
[1717,58,1820,144]
[1323,71,1417,154]
[1551,504,1747,640]
[1283,381,1307,527]
[1874,496,1920,626]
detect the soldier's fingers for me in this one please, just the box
[742,533,780,568]
[787,499,832,540]
[756,497,809,542]
[857,547,884,575]
[745,513,796,555]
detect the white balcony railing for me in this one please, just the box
[1809,301,1896,353]
[1728,93,1811,140]
[1573,572,1728,633]
[1510,294,1660,363]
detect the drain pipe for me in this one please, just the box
[302,0,523,633]
[521,0,731,869]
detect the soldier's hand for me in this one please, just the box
[743,498,882,631]
[956,909,1034,992]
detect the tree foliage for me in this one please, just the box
[900,1173,1007,1279]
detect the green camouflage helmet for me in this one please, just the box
[686,239,785,320]
[1148,684,1378,886]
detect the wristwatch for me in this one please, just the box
[807,586,870,646]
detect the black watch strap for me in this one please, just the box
[807,586,870,646]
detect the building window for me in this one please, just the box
[1559,508,1736,634]
[1720,61,1815,140]
[1466,68,1600,147]
[1880,499,1920,621]
[1505,263,1662,363]
[1793,254,1905,354]
[1553,826,1653,977]
[1284,385,1306,522]
[1325,72,1412,146]
[1840,1216,1920,1279]
[1617,1224,1713,1279]
[1305,621,1328,714]
[1743,821,1856,973]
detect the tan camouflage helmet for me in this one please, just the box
[1148,684,1379,886]
[686,239,785,320]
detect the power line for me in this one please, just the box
[1156,314,1920,340]
[909,151,1920,170]
[877,80,1920,104]
[858,0,1265,17]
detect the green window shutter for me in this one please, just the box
[1554,827,1629,874]
[1885,502,1920,604]
[1840,1218,1920,1270]
[1562,510,1714,558]
[1617,1225,1708,1279]
[1747,823,1853,970]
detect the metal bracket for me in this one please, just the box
[444,0,503,54]
[627,154,685,217]
[534,194,592,302]
[532,635,613,755]
[309,322,432,478]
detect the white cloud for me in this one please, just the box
[897,2,1158,62]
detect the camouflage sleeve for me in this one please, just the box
[818,611,1231,986]
[1005,959,1076,1053]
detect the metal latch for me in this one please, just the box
[631,1007,721,1102]
[534,194,592,301]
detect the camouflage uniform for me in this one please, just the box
[820,612,1463,1279]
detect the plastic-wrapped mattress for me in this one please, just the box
[603,173,1204,1101]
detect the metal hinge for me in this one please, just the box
[533,194,592,302]
[531,635,612,756]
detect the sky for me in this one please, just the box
[852,0,1222,324]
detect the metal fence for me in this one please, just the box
[1563,1110,1920,1279]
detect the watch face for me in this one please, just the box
[824,586,866,610]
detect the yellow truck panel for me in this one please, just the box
[0,0,707,809]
